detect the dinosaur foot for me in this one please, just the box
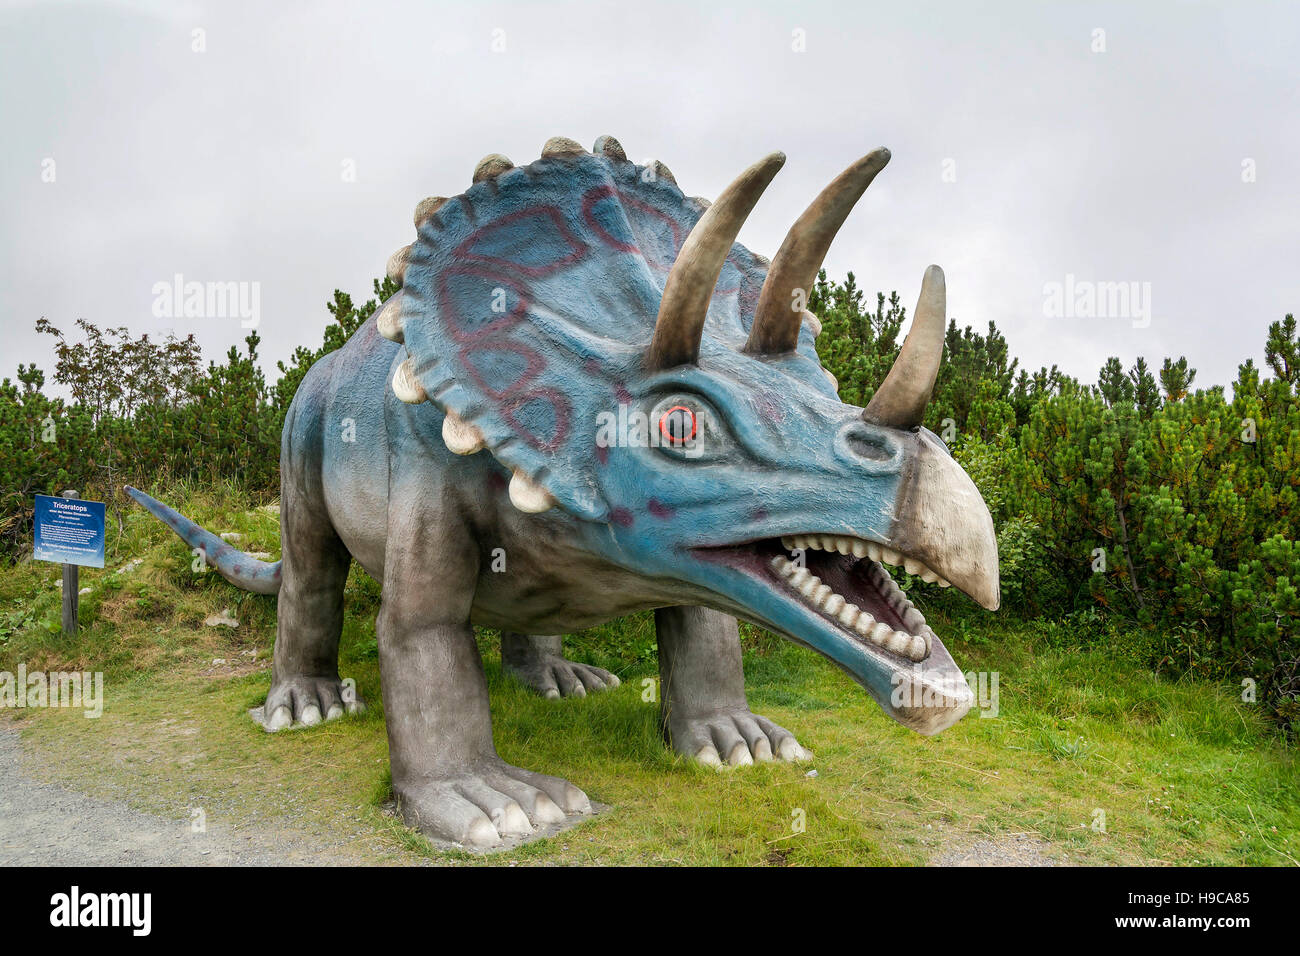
[670,709,814,768]
[505,653,621,699]
[253,675,366,732]
[394,760,592,849]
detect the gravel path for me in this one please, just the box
[0,730,385,866]
[931,832,1065,866]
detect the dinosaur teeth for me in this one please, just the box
[391,359,427,404]
[767,555,928,662]
[508,469,556,514]
[885,628,918,658]
[441,409,486,455]
[376,296,405,344]
[780,534,949,588]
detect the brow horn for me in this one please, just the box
[744,148,891,355]
[647,152,786,370]
[863,265,947,429]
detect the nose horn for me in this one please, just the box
[862,265,946,429]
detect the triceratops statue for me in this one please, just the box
[128,135,999,847]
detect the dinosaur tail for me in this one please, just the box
[124,485,283,595]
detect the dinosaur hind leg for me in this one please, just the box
[501,632,620,699]
[260,499,360,731]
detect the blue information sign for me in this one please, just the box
[33,495,106,569]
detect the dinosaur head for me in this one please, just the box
[381,136,999,735]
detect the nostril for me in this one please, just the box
[837,421,903,471]
[846,433,893,462]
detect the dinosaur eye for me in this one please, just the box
[648,395,725,461]
[658,405,697,446]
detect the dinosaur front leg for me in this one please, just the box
[378,503,590,847]
[501,632,620,699]
[656,606,813,767]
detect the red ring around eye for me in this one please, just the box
[658,405,697,445]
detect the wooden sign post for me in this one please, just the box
[61,490,80,638]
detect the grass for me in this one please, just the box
[1,484,1296,866]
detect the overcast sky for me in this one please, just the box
[3,0,1297,398]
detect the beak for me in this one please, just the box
[890,429,1000,611]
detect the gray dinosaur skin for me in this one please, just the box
[266,318,807,844]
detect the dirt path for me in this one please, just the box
[0,730,395,866]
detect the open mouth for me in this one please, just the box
[703,533,952,664]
